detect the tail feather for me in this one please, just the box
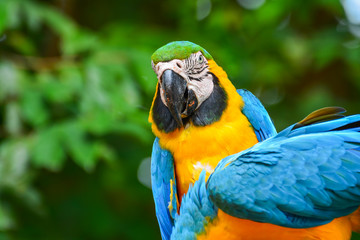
[283,107,360,138]
[293,107,346,130]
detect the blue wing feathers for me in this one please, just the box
[237,89,277,142]
[151,138,177,240]
[207,113,360,228]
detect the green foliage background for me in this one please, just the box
[0,0,359,239]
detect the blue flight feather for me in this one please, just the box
[237,89,277,142]
[151,138,178,240]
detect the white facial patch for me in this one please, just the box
[152,51,214,111]
[187,70,214,108]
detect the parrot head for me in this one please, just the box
[150,41,236,134]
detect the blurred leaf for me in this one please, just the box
[119,79,141,108]
[7,32,37,55]
[299,86,334,115]
[4,0,21,29]
[281,36,311,70]
[21,90,48,127]
[0,141,29,189]
[61,122,97,171]
[254,1,287,26]
[0,205,14,231]
[17,187,44,215]
[0,1,7,34]
[311,31,341,69]
[0,62,20,101]
[130,49,157,95]
[94,142,116,163]
[114,121,153,144]
[80,109,113,134]
[22,1,42,31]
[58,64,84,91]
[254,59,286,85]
[62,30,98,56]
[31,127,65,171]
[41,76,74,103]
[5,102,22,136]
[81,64,110,112]
[40,4,77,39]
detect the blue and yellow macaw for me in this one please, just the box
[149,41,360,240]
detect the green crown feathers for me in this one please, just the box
[151,41,213,64]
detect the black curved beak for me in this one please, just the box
[161,70,186,127]
[161,70,198,127]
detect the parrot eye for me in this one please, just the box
[198,55,204,64]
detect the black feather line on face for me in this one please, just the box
[188,76,201,81]
[152,87,181,133]
[192,73,227,126]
